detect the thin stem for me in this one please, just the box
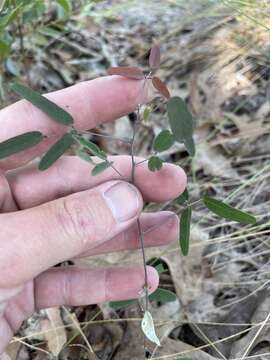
[110,163,124,178]
[135,158,149,167]
[130,107,139,183]
[137,218,149,310]
[130,105,150,360]
[130,105,149,315]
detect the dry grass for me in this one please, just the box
[3,0,270,359]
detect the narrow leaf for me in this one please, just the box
[76,149,95,164]
[91,161,113,176]
[0,40,10,59]
[11,83,74,126]
[39,133,73,170]
[148,156,163,172]
[71,132,107,160]
[177,188,189,205]
[180,207,192,256]
[56,0,71,13]
[107,67,144,79]
[110,299,136,310]
[184,137,196,157]
[0,131,44,159]
[167,96,194,147]
[153,129,174,152]
[149,45,161,69]
[203,196,256,225]
[141,311,160,346]
[149,288,177,303]
[152,76,170,99]
[154,263,166,274]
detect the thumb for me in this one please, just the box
[0,181,142,287]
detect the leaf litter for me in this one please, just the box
[2,0,270,359]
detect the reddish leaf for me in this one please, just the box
[149,45,161,69]
[107,66,144,79]
[152,76,170,99]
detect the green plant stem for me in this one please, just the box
[132,106,149,310]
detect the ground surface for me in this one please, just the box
[1,1,270,359]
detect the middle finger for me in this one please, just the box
[8,155,186,209]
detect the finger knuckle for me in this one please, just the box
[56,197,95,250]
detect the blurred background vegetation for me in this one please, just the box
[2,1,270,359]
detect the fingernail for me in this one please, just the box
[104,182,141,222]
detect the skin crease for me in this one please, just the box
[0,76,186,353]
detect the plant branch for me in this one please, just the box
[130,105,149,314]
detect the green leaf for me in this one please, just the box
[153,129,174,152]
[167,96,195,156]
[0,131,44,159]
[154,263,167,274]
[180,207,192,256]
[110,299,136,310]
[0,39,10,59]
[184,137,196,157]
[203,196,256,225]
[39,133,73,171]
[148,156,163,172]
[91,161,113,176]
[71,132,107,160]
[11,83,74,126]
[56,0,71,13]
[149,288,177,303]
[141,311,160,346]
[76,149,95,164]
[177,189,189,205]
[177,188,189,205]
[167,96,193,141]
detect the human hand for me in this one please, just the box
[0,76,186,352]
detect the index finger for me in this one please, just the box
[0,76,149,170]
